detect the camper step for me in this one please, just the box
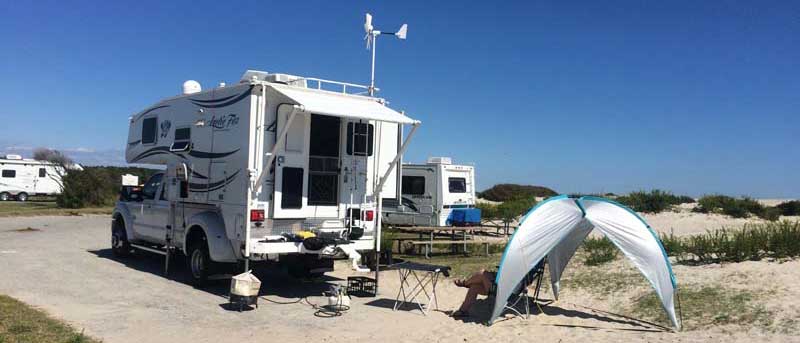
[130,243,168,256]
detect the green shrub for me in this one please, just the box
[583,236,618,265]
[478,197,537,224]
[57,166,157,208]
[776,200,800,216]
[757,206,781,221]
[478,184,557,202]
[695,195,765,219]
[616,189,694,213]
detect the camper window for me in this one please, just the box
[171,127,191,151]
[1,170,15,178]
[141,173,163,200]
[142,117,158,144]
[39,168,46,177]
[402,176,425,195]
[448,177,467,193]
[346,122,374,156]
[281,167,303,209]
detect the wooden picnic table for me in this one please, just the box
[391,226,497,257]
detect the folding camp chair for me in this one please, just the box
[491,258,547,319]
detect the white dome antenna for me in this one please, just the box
[363,12,408,96]
[182,80,202,95]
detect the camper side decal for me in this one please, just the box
[129,146,240,163]
[189,85,253,109]
[189,169,240,192]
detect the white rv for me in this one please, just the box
[382,157,478,227]
[112,70,419,284]
[0,154,65,201]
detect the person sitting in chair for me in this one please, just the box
[451,269,496,318]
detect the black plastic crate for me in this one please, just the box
[347,276,377,297]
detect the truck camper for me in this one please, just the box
[112,71,420,284]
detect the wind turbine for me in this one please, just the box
[364,13,408,96]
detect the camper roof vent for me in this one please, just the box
[4,154,23,160]
[182,80,202,95]
[240,70,307,88]
[427,157,452,165]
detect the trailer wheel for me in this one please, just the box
[16,192,28,202]
[0,193,9,201]
[111,216,132,257]
[187,236,211,286]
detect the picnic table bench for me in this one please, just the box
[408,240,491,258]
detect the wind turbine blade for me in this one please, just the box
[396,24,407,39]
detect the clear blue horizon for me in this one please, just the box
[1,1,797,197]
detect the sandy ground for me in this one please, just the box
[643,201,799,237]
[1,215,799,342]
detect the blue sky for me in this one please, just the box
[1,1,798,197]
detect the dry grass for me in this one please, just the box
[0,294,100,343]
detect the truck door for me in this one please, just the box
[135,173,168,243]
[272,108,310,218]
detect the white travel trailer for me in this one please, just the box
[112,70,419,284]
[382,157,478,227]
[0,154,65,201]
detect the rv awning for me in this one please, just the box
[270,84,418,125]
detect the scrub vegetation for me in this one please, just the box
[582,237,619,266]
[615,189,695,213]
[630,284,773,331]
[478,184,557,202]
[0,294,99,343]
[694,195,781,221]
[57,166,156,208]
[660,221,800,264]
[477,197,538,224]
[0,201,111,217]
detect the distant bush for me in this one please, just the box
[478,197,538,224]
[583,237,618,266]
[616,189,695,213]
[660,221,800,264]
[776,200,800,216]
[57,166,157,208]
[478,184,557,202]
[695,195,777,220]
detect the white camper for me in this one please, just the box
[112,70,420,283]
[382,157,478,227]
[0,154,65,201]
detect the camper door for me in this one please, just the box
[273,109,344,219]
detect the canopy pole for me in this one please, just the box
[373,122,420,292]
[676,287,684,331]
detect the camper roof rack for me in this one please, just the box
[241,70,377,96]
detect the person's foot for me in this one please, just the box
[451,310,469,318]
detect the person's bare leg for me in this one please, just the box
[455,269,488,288]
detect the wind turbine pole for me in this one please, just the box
[369,32,377,96]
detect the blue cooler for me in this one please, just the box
[447,208,481,226]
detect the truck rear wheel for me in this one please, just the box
[0,192,9,201]
[16,192,28,202]
[187,237,211,286]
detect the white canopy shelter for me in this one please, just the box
[491,195,680,329]
[270,84,418,124]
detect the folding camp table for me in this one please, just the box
[390,262,451,315]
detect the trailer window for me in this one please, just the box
[141,173,163,200]
[448,177,467,193]
[170,127,191,151]
[39,168,46,177]
[346,123,374,156]
[142,117,158,144]
[402,176,425,195]
[281,167,303,209]
[1,170,15,178]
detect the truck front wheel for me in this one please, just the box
[187,237,211,286]
[111,217,132,257]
